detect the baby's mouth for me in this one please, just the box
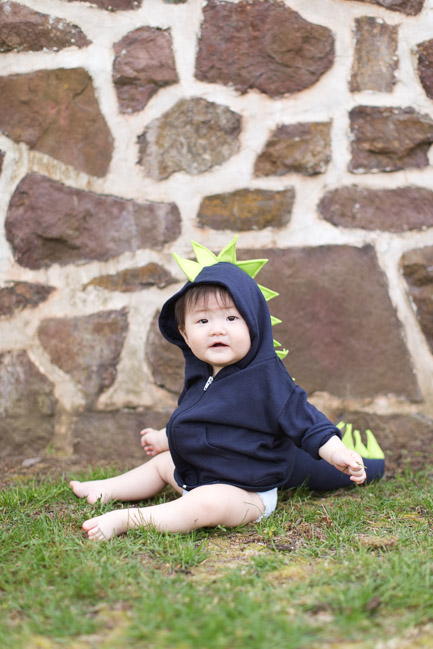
[211,342,227,348]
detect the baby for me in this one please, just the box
[71,243,374,540]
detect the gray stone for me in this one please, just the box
[254,122,331,176]
[0,2,90,52]
[342,0,424,14]
[73,408,171,461]
[349,106,433,172]
[137,98,241,180]
[195,0,335,96]
[239,246,420,400]
[400,246,433,353]
[84,264,176,292]
[198,189,294,231]
[113,27,178,114]
[38,309,129,407]
[6,174,181,269]
[0,350,57,456]
[0,68,113,177]
[0,282,55,317]
[319,186,433,232]
[146,311,184,395]
[350,16,398,93]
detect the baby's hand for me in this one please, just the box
[319,435,367,485]
[140,428,168,456]
[331,448,367,485]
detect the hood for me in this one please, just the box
[158,262,276,377]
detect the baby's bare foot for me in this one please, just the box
[70,479,115,504]
[82,510,133,541]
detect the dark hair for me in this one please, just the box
[174,284,233,330]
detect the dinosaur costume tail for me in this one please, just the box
[282,422,385,491]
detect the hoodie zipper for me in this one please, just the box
[203,376,214,391]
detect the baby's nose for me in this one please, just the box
[210,319,226,334]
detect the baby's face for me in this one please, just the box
[179,292,251,376]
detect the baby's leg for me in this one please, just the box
[82,484,265,541]
[70,451,178,504]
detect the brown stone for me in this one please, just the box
[334,411,433,475]
[195,0,334,96]
[145,246,420,401]
[38,309,129,407]
[0,68,113,177]
[113,27,178,114]
[343,0,424,14]
[197,189,294,231]
[6,173,181,269]
[0,282,55,317]
[239,246,420,400]
[319,186,433,232]
[0,2,90,52]
[254,123,331,177]
[85,263,176,292]
[73,408,171,461]
[400,246,433,353]
[349,106,433,173]
[0,350,57,456]
[65,0,142,9]
[137,98,241,180]
[146,311,184,395]
[417,39,433,100]
[350,17,398,93]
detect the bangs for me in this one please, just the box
[175,284,233,329]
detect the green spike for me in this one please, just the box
[217,235,238,264]
[353,429,369,457]
[173,253,203,282]
[258,284,279,301]
[191,240,218,266]
[341,423,355,451]
[236,258,268,278]
[365,429,385,459]
[276,349,289,360]
[273,339,280,348]
[271,316,282,326]
[336,421,345,431]
[236,259,268,279]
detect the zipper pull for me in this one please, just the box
[203,376,214,391]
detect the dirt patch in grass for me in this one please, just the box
[0,455,133,491]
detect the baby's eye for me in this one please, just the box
[226,315,238,322]
[198,318,208,324]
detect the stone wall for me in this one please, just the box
[1,0,433,466]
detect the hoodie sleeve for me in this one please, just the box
[276,383,341,459]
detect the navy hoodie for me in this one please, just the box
[158,262,340,492]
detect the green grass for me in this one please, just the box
[0,467,432,649]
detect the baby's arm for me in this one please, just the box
[319,435,366,484]
[140,427,169,456]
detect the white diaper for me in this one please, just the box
[255,487,278,521]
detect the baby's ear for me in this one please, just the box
[178,327,188,344]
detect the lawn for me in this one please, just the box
[0,465,432,649]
